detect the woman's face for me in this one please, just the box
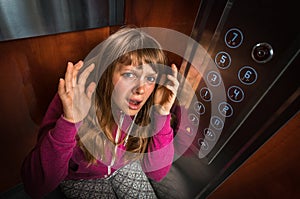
[112,63,157,116]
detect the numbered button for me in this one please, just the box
[210,116,224,130]
[207,71,222,87]
[238,66,258,85]
[227,86,245,103]
[194,101,205,115]
[225,28,243,48]
[218,102,234,117]
[204,128,216,141]
[215,51,231,69]
[200,87,212,102]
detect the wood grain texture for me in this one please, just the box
[125,0,201,66]
[0,27,110,191]
[208,112,300,199]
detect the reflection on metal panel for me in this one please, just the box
[0,0,124,41]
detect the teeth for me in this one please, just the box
[130,100,138,105]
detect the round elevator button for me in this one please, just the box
[225,28,243,48]
[251,42,273,63]
[238,66,258,85]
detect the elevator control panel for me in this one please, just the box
[181,0,299,164]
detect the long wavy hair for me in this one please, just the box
[77,27,168,165]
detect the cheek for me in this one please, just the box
[113,83,125,98]
[114,80,132,93]
[145,84,156,97]
[112,79,132,102]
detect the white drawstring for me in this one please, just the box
[107,112,137,176]
[124,114,138,145]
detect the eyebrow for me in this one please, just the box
[121,65,157,75]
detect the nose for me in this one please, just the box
[133,81,145,95]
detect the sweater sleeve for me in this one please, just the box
[141,111,174,182]
[21,94,80,199]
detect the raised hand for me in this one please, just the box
[154,64,179,115]
[58,61,96,123]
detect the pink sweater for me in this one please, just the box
[21,94,174,199]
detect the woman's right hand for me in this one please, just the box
[58,61,96,123]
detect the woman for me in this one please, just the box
[21,27,179,198]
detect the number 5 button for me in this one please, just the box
[215,51,231,69]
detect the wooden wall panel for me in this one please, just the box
[125,0,201,65]
[208,112,300,199]
[0,27,110,192]
[125,0,200,35]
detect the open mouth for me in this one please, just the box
[128,99,142,110]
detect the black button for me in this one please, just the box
[227,86,245,103]
[251,42,273,63]
[215,51,231,69]
[238,66,258,85]
[194,101,205,115]
[210,116,224,130]
[204,128,216,141]
[218,102,234,117]
[188,113,199,126]
[200,87,212,102]
[198,138,209,151]
[225,28,243,48]
[207,71,222,87]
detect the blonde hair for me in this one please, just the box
[77,27,168,165]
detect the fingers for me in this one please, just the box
[58,78,66,97]
[165,64,179,94]
[59,61,93,96]
[65,62,74,93]
[72,61,84,87]
[62,61,84,93]
[171,64,178,78]
[86,82,97,99]
[78,63,95,87]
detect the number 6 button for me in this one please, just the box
[238,66,258,85]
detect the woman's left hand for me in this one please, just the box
[154,64,179,115]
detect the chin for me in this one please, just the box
[127,109,140,116]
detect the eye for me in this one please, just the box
[146,76,156,83]
[123,72,136,79]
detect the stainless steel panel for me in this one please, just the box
[0,0,124,41]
